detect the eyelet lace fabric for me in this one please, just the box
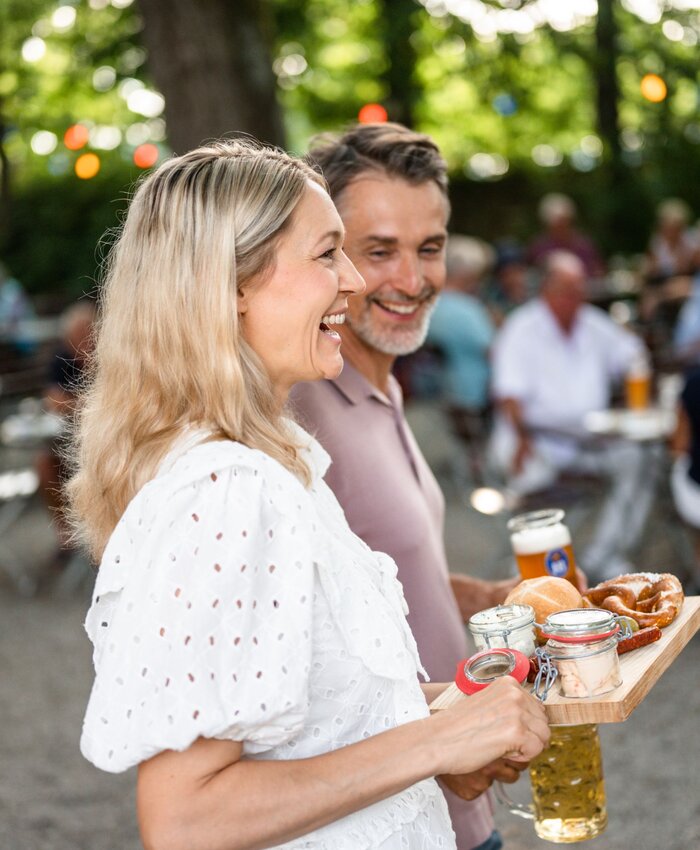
[81,423,456,849]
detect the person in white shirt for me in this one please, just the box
[69,139,549,850]
[491,250,655,581]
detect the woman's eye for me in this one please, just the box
[319,248,336,260]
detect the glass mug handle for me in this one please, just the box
[493,780,535,821]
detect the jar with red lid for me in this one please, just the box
[540,608,622,699]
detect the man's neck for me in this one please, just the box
[337,325,396,395]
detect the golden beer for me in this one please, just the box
[625,372,651,410]
[529,724,607,843]
[507,509,577,584]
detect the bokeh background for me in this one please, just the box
[3,0,700,305]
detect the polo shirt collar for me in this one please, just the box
[331,359,400,409]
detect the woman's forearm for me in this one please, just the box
[138,678,549,850]
[138,717,440,850]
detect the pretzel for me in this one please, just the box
[583,572,684,629]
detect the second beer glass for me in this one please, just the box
[507,508,577,584]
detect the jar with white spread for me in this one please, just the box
[541,608,622,699]
[468,603,537,658]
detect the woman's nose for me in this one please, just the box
[340,252,366,295]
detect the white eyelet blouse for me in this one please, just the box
[81,422,457,850]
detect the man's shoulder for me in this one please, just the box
[579,303,622,335]
[499,299,542,335]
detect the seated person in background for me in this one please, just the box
[0,262,36,355]
[670,368,700,531]
[672,270,700,369]
[426,234,496,417]
[644,198,700,286]
[35,300,95,564]
[526,193,605,279]
[484,240,532,327]
[490,250,655,582]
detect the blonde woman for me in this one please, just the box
[72,139,549,850]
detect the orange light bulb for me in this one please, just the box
[640,74,667,103]
[358,103,388,124]
[75,152,100,179]
[64,124,90,150]
[133,143,159,169]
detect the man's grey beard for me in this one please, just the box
[346,297,438,357]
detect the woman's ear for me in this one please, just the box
[237,288,248,315]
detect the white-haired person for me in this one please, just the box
[70,139,549,850]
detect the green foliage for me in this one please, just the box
[4,0,700,299]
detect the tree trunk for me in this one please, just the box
[380,0,421,127]
[594,0,622,171]
[138,0,285,154]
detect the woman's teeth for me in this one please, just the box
[321,313,345,325]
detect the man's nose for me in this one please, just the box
[396,253,423,296]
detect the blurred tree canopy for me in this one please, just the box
[3,0,700,299]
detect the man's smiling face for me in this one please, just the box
[335,173,449,357]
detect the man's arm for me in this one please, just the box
[449,573,520,622]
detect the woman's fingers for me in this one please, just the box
[434,677,550,775]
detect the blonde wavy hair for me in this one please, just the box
[68,138,324,560]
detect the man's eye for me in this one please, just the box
[420,246,442,256]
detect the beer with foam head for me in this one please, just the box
[625,354,651,410]
[507,509,577,584]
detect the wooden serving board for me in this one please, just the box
[430,597,700,725]
[542,596,700,724]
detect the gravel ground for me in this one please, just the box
[1,400,698,850]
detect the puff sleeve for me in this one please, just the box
[81,453,316,773]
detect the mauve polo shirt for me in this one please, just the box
[291,362,495,850]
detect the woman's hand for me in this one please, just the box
[429,677,550,777]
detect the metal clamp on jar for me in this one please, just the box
[540,608,622,699]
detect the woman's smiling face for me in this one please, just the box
[238,181,365,401]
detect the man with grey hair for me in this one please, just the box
[293,123,519,850]
[491,250,654,580]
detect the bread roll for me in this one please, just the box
[505,576,583,625]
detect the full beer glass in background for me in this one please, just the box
[625,354,651,410]
[507,508,577,584]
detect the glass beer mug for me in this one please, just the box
[507,508,577,584]
[625,354,651,410]
[495,723,608,843]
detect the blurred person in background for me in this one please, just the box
[426,235,496,485]
[490,250,653,582]
[0,262,36,355]
[293,122,528,850]
[35,300,95,569]
[671,269,700,369]
[426,234,496,415]
[526,192,605,279]
[484,240,532,327]
[644,198,700,286]
[670,367,700,591]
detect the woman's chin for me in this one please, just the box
[319,354,344,382]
